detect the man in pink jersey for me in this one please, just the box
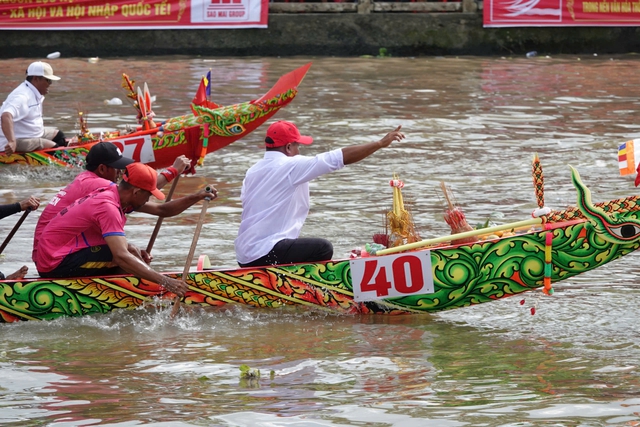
[35,163,189,296]
[32,142,209,262]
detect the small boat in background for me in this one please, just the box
[0,63,312,170]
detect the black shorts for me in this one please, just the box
[238,238,333,268]
[40,245,119,278]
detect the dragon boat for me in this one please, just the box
[1,160,639,322]
[0,63,312,170]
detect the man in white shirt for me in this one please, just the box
[235,120,405,267]
[0,61,66,155]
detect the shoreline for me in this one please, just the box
[2,13,640,58]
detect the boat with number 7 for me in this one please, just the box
[0,63,312,170]
[1,159,639,322]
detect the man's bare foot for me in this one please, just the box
[6,266,28,280]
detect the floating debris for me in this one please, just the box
[104,97,123,106]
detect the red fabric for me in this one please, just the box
[192,78,207,106]
[184,126,204,162]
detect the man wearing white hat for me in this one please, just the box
[0,61,67,155]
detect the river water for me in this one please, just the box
[1,55,640,426]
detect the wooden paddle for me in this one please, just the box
[0,209,31,256]
[146,174,180,254]
[170,186,214,318]
[375,217,544,256]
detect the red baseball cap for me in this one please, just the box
[123,163,165,200]
[265,120,313,148]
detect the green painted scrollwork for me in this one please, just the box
[162,89,298,134]
[0,280,109,320]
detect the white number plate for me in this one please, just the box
[350,252,434,302]
[110,135,155,164]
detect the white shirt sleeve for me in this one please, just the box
[287,148,345,186]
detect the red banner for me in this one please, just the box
[484,0,640,27]
[0,0,268,30]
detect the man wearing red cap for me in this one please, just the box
[31,142,204,264]
[0,61,66,155]
[35,163,190,297]
[235,120,405,267]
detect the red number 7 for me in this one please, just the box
[112,137,145,162]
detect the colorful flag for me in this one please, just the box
[618,140,640,177]
[205,70,211,98]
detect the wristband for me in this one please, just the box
[160,166,179,183]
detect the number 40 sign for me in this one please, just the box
[350,251,434,302]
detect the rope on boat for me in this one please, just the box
[197,123,210,167]
[543,230,554,295]
[532,154,554,295]
[532,153,545,209]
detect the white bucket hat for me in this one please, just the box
[26,61,61,81]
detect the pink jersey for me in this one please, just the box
[35,185,126,274]
[32,171,111,262]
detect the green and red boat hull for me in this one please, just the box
[2,203,639,321]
